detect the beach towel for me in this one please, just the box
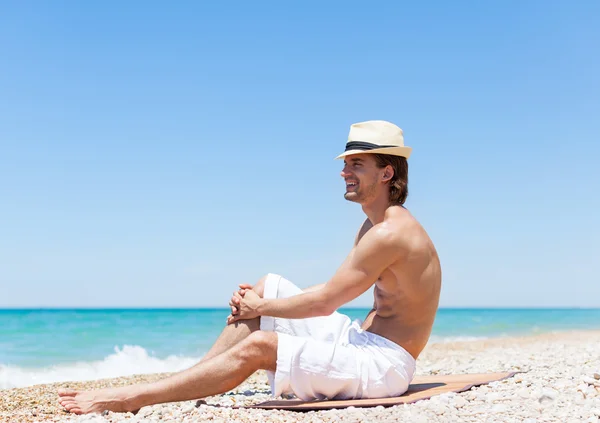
[249,371,517,411]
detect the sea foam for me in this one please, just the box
[0,345,201,390]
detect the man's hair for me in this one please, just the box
[373,154,409,205]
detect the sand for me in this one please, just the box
[2,330,599,423]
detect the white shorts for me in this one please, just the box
[259,273,417,401]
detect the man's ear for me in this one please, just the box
[382,165,394,183]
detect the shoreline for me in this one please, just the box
[2,329,599,422]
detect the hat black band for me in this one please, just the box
[345,141,397,151]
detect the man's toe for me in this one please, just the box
[64,402,80,411]
[61,400,75,408]
[58,389,78,397]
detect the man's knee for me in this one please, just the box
[235,331,277,371]
[252,274,270,298]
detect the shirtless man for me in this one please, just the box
[58,120,441,414]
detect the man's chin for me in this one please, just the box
[344,192,361,202]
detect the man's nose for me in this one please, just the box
[340,167,351,178]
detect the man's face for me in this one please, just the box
[340,154,381,203]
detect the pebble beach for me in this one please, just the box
[2,330,599,423]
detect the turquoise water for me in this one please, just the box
[1,308,599,389]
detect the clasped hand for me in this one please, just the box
[227,284,263,324]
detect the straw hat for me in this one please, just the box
[335,120,412,159]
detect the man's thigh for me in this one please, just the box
[267,332,363,400]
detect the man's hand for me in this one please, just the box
[228,283,252,315]
[227,288,263,324]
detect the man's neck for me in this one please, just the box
[361,195,391,225]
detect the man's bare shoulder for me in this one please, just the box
[355,207,435,257]
[358,210,412,251]
[382,206,435,252]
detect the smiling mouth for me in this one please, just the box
[345,181,358,190]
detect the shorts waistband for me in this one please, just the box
[349,321,416,360]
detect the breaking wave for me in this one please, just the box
[0,345,201,390]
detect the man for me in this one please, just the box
[58,120,441,414]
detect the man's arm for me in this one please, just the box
[255,223,402,319]
[276,220,371,296]
[302,283,326,293]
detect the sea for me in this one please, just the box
[1,308,599,390]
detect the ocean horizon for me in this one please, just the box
[2,307,600,390]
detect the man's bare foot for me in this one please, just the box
[58,386,142,415]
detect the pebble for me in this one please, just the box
[486,392,500,402]
[541,388,558,399]
[427,402,448,415]
[180,403,195,413]
[584,377,600,387]
[453,396,467,408]
[491,403,507,413]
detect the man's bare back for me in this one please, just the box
[356,206,441,360]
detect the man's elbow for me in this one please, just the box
[307,290,338,316]
[315,300,337,317]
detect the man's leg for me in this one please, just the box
[58,331,277,415]
[199,275,266,362]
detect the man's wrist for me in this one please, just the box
[257,298,269,316]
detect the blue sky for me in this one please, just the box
[1,1,598,308]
